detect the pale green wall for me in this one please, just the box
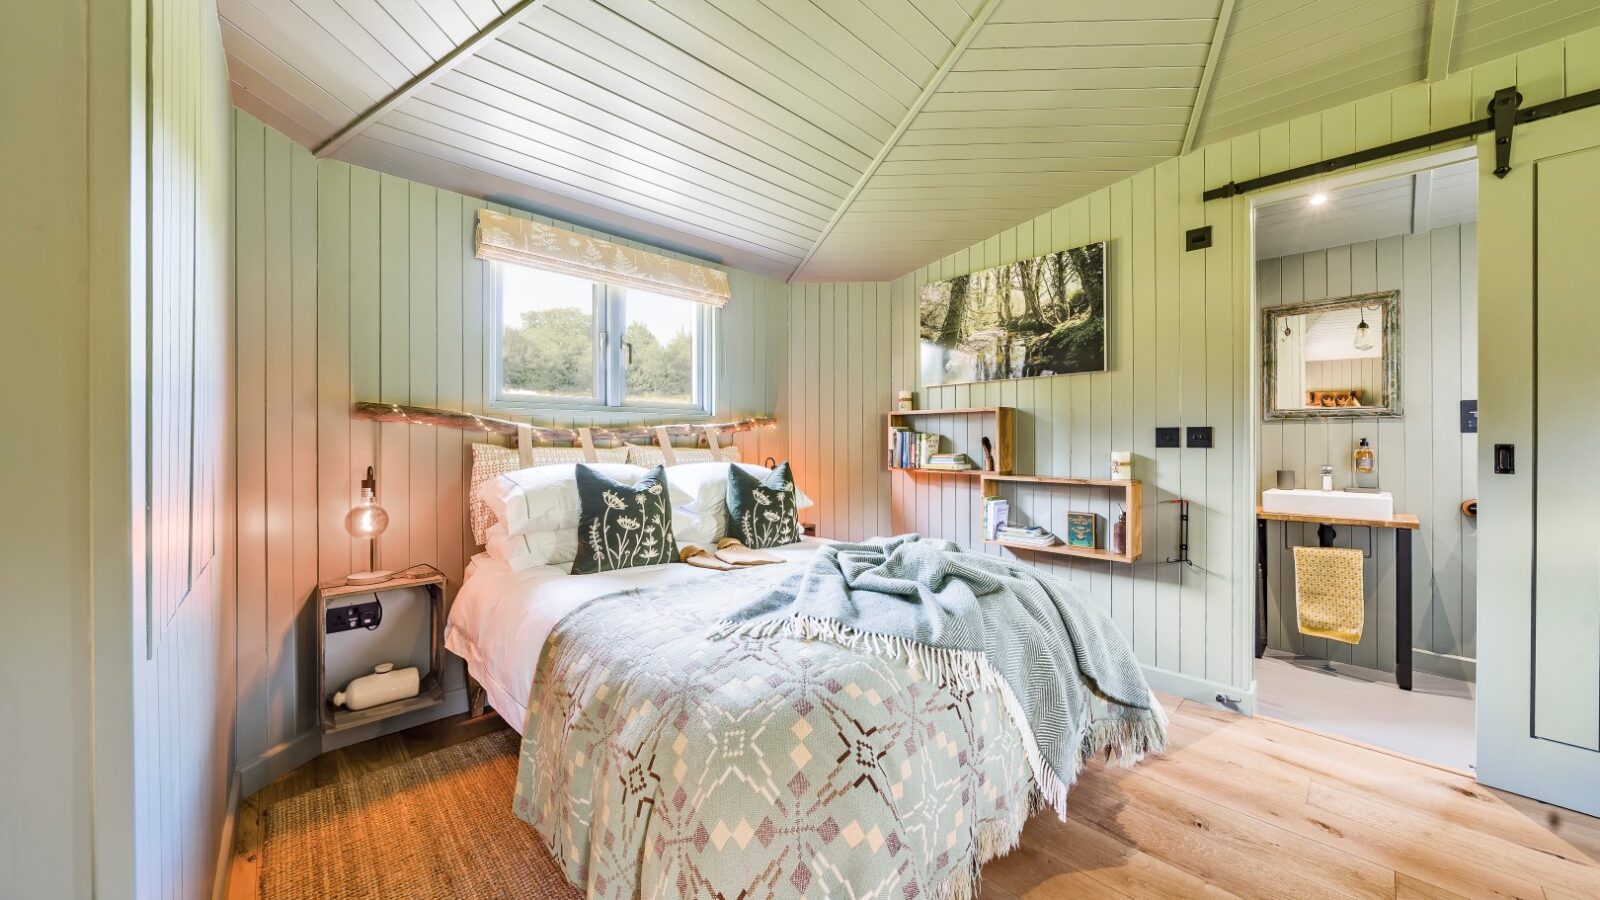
[791,25,1600,704]
[231,110,792,789]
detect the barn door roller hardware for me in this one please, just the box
[1203,84,1600,202]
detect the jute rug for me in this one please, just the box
[261,729,582,899]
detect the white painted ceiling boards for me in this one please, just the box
[223,0,1600,282]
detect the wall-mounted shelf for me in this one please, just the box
[888,405,1142,564]
[886,406,1014,474]
[983,475,1143,564]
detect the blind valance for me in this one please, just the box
[474,209,730,307]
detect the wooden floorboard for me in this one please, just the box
[228,702,1600,900]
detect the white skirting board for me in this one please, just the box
[1141,664,1257,717]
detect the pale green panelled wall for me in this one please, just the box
[1260,226,1479,680]
[794,26,1600,699]
[2,0,236,897]
[232,110,790,789]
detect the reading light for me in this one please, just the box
[343,466,392,585]
[1308,193,1328,206]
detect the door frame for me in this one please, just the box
[1239,145,1478,705]
[1476,105,1600,816]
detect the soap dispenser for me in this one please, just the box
[1321,464,1334,492]
[1351,437,1379,492]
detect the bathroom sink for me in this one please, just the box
[1261,488,1393,520]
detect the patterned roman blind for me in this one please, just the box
[474,208,731,308]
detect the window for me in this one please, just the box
[489,263,714,413]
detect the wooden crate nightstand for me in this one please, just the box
[314,567,447,735]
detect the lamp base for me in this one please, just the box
[344,570,393,586]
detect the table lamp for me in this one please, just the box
[343,466,392,585]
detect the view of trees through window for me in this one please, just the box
[498,267,697,406]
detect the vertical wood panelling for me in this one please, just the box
[790,31,1600,696]
[233,115,790,779]
[1259,225,1477,676]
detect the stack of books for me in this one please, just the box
[981,496,1008,540]
[923,452,975,471]
[995,524,1061,547]
[888,429,945,469]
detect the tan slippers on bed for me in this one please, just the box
[681,546,737,570]
[680,539,783,570]
[713,538,783,566]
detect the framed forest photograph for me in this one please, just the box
[918,241,1107,387]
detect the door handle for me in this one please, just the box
[1493,444,1515,474]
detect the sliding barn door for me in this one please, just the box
[1477,107,1600,816]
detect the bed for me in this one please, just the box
[445,537,1042,900]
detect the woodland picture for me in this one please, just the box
[918,241,1107,386]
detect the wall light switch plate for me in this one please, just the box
[1187,426,1214,449]
[1155,427,1181,449]
[1185,226,1213,251]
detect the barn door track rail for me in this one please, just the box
[1202,84,1600,202]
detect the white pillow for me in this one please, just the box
[486,508,709,569]
[484,523,578,570]
[478,463,691,537]
[467,443,630,545]
[664,462,813,541]
[671,505,718,548]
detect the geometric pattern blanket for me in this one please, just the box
[513,564,1036,900]
[715,535,1167,819]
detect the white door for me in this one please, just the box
[1477,107,1600,816]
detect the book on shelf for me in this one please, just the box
[996,524,1061,547]
[888,428,961,470]
[981,496,1008,540]
[924,452,975,471]
[1066,512,1099,549]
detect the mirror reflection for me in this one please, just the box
[1263,291,1400,419]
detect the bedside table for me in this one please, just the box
[314,566,447,735]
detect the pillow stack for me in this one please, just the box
[662,462,811,548]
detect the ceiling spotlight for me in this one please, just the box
[1308,193,1329,207]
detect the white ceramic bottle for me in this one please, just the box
[333,663,420,710]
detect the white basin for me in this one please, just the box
[1262,488,1393,520]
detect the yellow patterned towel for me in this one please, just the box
[1293,546,1365,644]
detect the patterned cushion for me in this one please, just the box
[726,462,801,549]
[467,442,628,546]
[572,464,679,574]
[624,443,741,467]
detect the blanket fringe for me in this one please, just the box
[712,614,1168,824]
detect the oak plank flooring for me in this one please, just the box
[228,699,1600,900]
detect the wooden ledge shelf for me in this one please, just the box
[886,407,1002,417]
[985,539,1139,564]
[981,474,1133,488]
[1255,506,1421,530]
[890,466,984,477]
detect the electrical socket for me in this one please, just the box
[326,599,383,634]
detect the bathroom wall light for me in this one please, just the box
[1308,193,1329,206]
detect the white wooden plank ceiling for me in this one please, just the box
[1254,159,1476,260]
[222,0,1597,281]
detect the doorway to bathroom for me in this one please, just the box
[1248,149,1478,772]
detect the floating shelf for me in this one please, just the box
[984,539,1139,565]
[890,466,984,477]
[887,405,1142,564]
[886,406,1014,475]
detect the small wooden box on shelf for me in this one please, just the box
[314,567,448,735]
[886,406,1014,475]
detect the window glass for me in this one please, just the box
[499,266,596,401]
[622,290,698,407]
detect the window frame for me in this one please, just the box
[485,262,717,416]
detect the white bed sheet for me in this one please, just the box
[445,537,830,732]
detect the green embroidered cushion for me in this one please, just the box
[726,462,801,549]
[572,464,678,574]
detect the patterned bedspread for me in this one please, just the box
[513,563,1037,900]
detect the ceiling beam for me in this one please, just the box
[1181,0,1237,155]
[315,0,553,159]
[1427,0,1460,82]
[786,0,1005,282]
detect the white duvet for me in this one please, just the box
[444,537,830,732]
